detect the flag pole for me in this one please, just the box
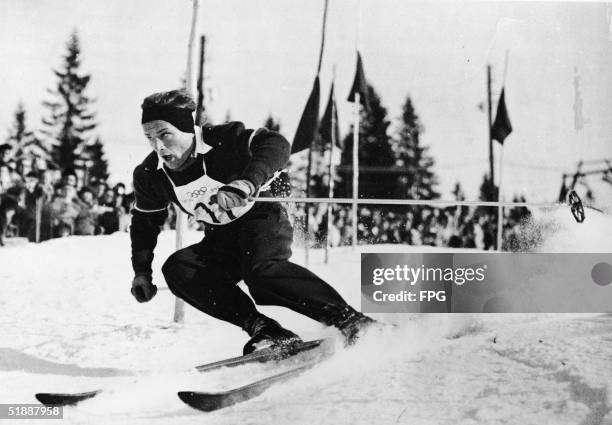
[352,92,360,250]
[351,0,361,250]
[487,65,495,192]
[496,51,510,252]
[324,67,337,264]
[303,0,328,266]
[496,147,505,251]
[174,0,199,324]
[317,0,329,75]
[35,197,42,243]
[195,35,206,126]
[304,141,314,267]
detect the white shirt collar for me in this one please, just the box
[157,126,212,170]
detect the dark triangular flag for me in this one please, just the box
[291,76,320,154]
[320,82,341,151]
[347,52,370,112]
[491,88,512,144]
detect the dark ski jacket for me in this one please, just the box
[130,121,290,276]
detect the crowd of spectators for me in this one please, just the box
[296,202,531,251]
[0,144,133,242]
[2,143,531,250]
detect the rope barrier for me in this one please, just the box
[253,196,561,209]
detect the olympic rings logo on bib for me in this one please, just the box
[186,187,209,198]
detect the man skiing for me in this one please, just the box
[130,89,373,354]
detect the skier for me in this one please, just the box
[130,90,374,354]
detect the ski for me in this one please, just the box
[195,338,325,372]
[35,390,100,406]
[178,361,318,412]
[35,338,327,406]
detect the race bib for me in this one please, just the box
[171,173,254,225]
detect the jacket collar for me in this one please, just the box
[157,126,212,170]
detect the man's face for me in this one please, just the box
[96,183,107,196]
[25,177,38,192]
[103,190,114,203]
[81,191,93,204]
[65,175,77,187]
[142,120,193,169]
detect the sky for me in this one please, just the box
[1,0,611,202]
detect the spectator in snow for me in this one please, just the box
[0,146,22,194]
[74,187,100,236]
[62,168,78,189]
[92,179,108,203]
[98,188,119,234]
[48,183,81,237]
[20,172,46,241]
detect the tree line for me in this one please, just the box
[265,83,442,203]
[5,30,108,182]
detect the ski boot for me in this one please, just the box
[330,306,377,346]
[242,314,303,355]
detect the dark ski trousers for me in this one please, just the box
[161,202,351,331]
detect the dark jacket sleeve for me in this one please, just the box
[130,165,169,276]
[237,126,291,190]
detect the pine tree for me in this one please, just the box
[82,136,109,181]
[7,102,49,173]
[393,95,439,200]
[41,30,97,172]
[336,84,395,199]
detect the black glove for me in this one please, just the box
[215,180,254,211]
[131,274,158,303]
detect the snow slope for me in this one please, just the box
[1,206,611,424]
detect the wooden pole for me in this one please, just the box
[35,197,42,243]
[496,148,505,251]
[316,0,329,75]
[195,35,206,126]
[496,52,510,252]
[251,196,560,208]
[304,147,314,267]
[351,0,361,250]
[304,0,329,265]
[324,71,337,264]
[487,65,494,191]
[174,0,199,324]
[352,92,360,249]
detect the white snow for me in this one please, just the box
[1,206,611,424]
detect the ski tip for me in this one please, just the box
[178,391,220,412]
[35,390,101,406]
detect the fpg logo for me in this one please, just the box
[420,291,446,302]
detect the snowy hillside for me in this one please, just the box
[1,206,611,424]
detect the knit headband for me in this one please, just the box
[141,105,194,134]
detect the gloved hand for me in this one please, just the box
[215,179,255,211]
[131,274,158,303]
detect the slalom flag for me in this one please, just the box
[320,83,341,149]
[320,82,342,164]
[491,88,513,144]
[291,76,321,154]
[347,52,370,112]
